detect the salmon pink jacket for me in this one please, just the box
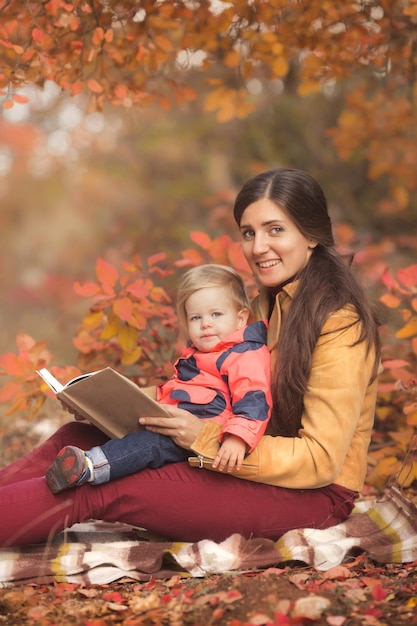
[156,320,272,452]
[189,281,380,494]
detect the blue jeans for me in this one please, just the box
[85,430,189,484]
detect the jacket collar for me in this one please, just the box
[256,279,299,320]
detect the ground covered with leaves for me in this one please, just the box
[0,416,417,626]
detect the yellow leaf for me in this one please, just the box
[272,56,289,77]
[150,286,170,303]
[375,406,392,421]
[405,405,417,427]
[204,87,226,112]
[338,109,360,129]
[82,311,103,331]
[391,185,409,208]
[379,293,402,309]
[396,460,417,488]
[121,345,142,366]
[154,35,174,52]
[217,103,236,123]
[396,315,417,338]
[272,42,284,55]
[100,315,120,340]
[118,325,138,352]
[297,80,321,96]
[403,5,417,16]
[224,49,241,68]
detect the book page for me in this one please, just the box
[36,368,64,393]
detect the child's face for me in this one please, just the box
[185,286,248,352]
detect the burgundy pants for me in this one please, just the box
[0,422,356,547]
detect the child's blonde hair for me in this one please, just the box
[176,264,250,340]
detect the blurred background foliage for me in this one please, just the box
[1,74,415,364]
[0,0,415,425]
[0,0,416,487]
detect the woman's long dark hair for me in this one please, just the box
[234,168,381,437]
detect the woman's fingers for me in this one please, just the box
[139,408,204,449]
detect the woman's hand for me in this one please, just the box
[60,401,86,421]
[139,405,204,449]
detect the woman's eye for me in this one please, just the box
[241,229,254,240]
[270,226,283,235]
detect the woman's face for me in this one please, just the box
[239,198,317,289]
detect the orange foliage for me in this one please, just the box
[0,1,416,204]
[368,264,417,488]
[0,234,416,490]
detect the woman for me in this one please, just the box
[0,168,380,547]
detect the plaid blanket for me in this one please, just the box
[1,485,416,586]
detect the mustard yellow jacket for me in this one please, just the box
[188,281,379,493]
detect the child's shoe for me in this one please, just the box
[45,445,93,494]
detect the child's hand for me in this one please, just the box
[211,435,247,473]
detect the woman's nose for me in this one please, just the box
[252,233,269,254]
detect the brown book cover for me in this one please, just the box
[36,367,170,439]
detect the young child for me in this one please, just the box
[45,264,272,494]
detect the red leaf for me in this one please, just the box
[92,27,104,45]
[12,93,29,104]
[0,381,21,402]
[365,607,383,618]
[381,267,399,289]
[113,297,134,322]
[96,257,118,291]
[190,230,212,250]
[382,359,410,369]
[102,591,125,603]
[127,279,150,300]
[88,78,104,93]
[73,281,100,297]
[148,252,167,267]
[371,584,387,601]
[397,264,417,288]
[32,27,44,42]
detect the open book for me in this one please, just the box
[36,367,170,439]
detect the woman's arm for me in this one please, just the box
[191,311,379,492]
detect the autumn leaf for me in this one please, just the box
[88,79,104,94]
[96,258,118,292]
[100,315,120,340]
[396,316,417,339]
[82,311,103,331]
[118,325,137,352]
[397,264,417,288]
[113,297,134,323]
[380,293,402,308]
[189,231,212,250]
[73,281,100,297]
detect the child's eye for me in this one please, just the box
[212,311,222,318]
[190,315,200,322]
